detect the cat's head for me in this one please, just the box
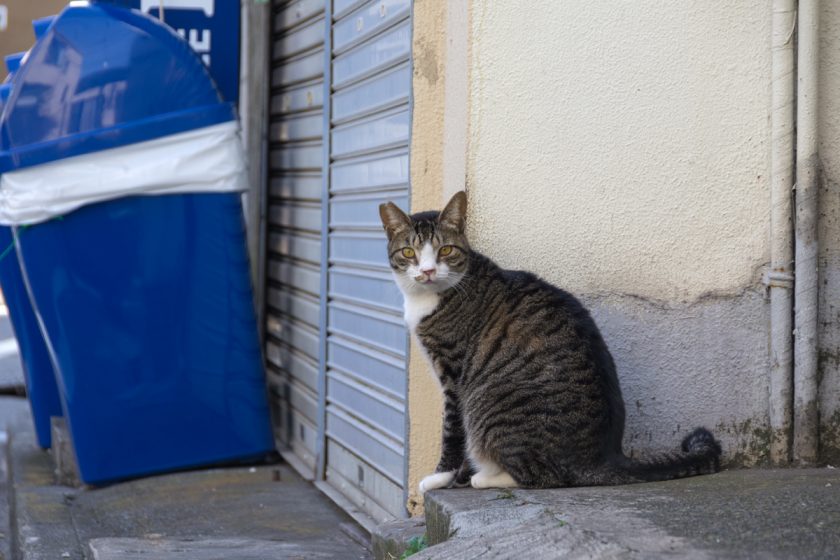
[379,191,470,295]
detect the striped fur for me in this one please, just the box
[379,192,721,490]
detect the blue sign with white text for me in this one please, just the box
[96,0,240,103]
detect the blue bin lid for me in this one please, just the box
[4,53,24,75]
[31,15,56,39]
[0,2,234,174]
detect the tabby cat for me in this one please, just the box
[379,191,721,491]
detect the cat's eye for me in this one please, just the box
[401,247,416,259]
[439,245,454,257]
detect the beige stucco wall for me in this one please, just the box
[463,1,774,465]
[468,1,771,302]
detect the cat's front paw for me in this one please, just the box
[418,471,455,493]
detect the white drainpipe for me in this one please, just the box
[768,0,796,465]
[793,0,821,465]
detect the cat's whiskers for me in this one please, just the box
[435,270,468,298]
[447,271,473,300]
[448,277,469,299]
[395,271,425,296]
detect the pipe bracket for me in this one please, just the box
[764,270,795,289]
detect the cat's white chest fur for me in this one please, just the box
[402,290,440,332]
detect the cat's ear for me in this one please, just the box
[439,191,467,233]
[379,201,411,240]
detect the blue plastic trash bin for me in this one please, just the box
[0,3,273,484]
[0,62,63,449]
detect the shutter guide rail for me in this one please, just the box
[315,0,333,483]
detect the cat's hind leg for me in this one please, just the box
[452,457,475,487]
[470,458,518,489]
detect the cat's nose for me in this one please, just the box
[421,268,436,278]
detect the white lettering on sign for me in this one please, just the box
[140,0,216,68]
[176,28,212,66]
[0,5,7,32]
[139,0,214,17]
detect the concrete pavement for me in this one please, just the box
[7,415,371,559]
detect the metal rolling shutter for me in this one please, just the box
[265,0,410,523]
[265,0,329,478]
[325,0,411,522]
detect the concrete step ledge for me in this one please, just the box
[370,517,426,560]
[419,489,646,560]
[421,507,632,559]
[417,469,840,559]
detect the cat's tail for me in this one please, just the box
[608,427,722,483]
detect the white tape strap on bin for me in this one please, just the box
[0,121,247,225]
